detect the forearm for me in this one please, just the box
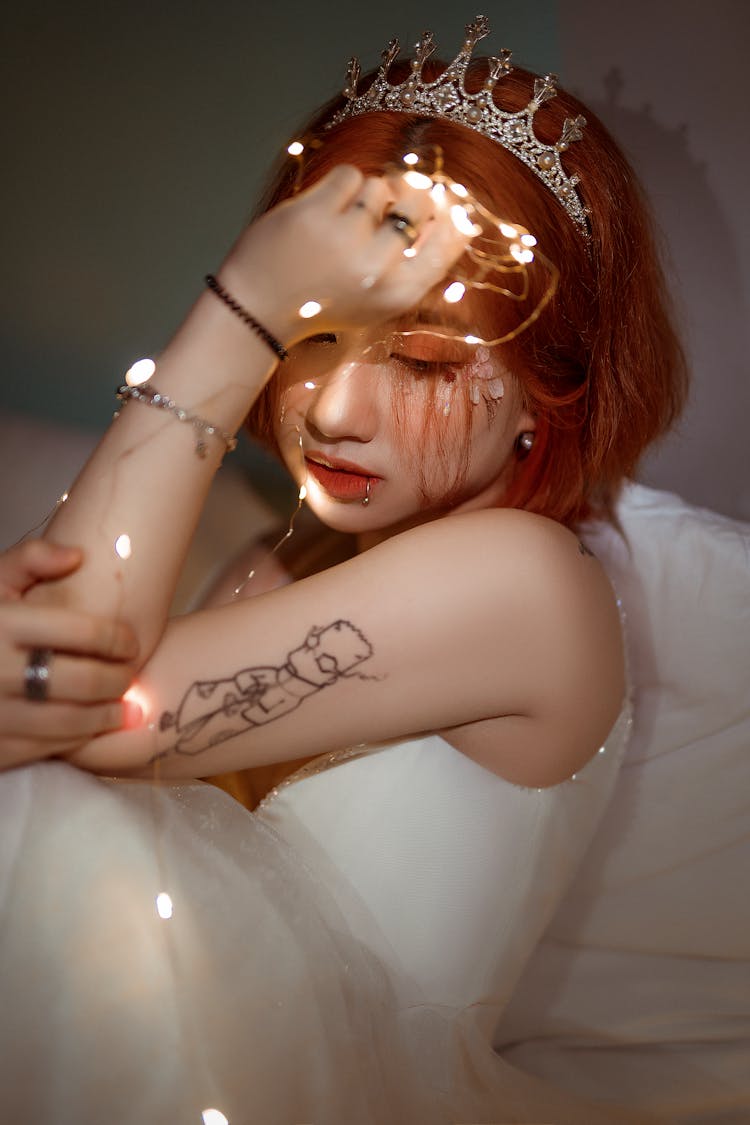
[29,286,278,660]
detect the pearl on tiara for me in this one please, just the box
[326,15,589,236]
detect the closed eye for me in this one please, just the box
[391,354,454,377]
[305,333,338,346]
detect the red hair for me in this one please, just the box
[247,60,687,527]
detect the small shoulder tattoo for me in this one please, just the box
[578,540,595,558]
[156,619,374,759]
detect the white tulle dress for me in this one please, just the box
[0,707,636,1124]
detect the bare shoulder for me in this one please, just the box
[375,506,613,606]
[375,508,626,787]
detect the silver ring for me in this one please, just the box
[385,211,418,247]
[24,648,52,702]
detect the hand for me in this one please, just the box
[219,165,471,346]
[0,540,141,771]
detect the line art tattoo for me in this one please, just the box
[157,619,373,757]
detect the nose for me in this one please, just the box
[303,361,381,444]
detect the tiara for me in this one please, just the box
[326,15,589,236]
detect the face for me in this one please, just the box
[272,312,535,548]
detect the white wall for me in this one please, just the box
[561,0,749,519]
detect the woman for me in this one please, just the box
[0,18,684,1124]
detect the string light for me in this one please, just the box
[155,892,173,920]
[304,381,316,390]
[232,429,307,599]
[125,358,156,387]
[443,281,466,304]
[114,533,132,560]
[299,301,322,319]
[124,683,151,723]
[201,1109,228,1124]
[402,170,432,190]
[449,205,479,237]
[510,243,535,264]
[282,137,559,349]
[287,140,304,156]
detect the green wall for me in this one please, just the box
[1,1,558,438]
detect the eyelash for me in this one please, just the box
[391,355,448,377]
[305,334,458,378]
[306,333,338,346]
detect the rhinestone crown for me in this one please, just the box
[327,15,589,235]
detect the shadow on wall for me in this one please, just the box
[578,67,749,521]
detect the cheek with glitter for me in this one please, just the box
[463,347,504,403]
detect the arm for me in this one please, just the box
[28,169,467,657]
[67,511,625,788]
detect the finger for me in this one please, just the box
[367,185,440,265]
[0,698,131,741]
[0,736,59,770]
[300,165,364,211]
[0,540,83,599]
[391,209,470,293]
[65,723,157,775]
[347,176,394,224]
[387,176,439,226]
[0,650,136,702]
[2,603,139,661]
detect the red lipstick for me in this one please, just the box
[305,455,378,503]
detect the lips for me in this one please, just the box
[305,455,378,503]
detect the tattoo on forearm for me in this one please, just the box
[157,619,374,758]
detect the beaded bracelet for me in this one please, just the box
[115,382,238,459]
[204,274,288,362]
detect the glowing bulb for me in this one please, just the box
[201,1109,228,1125]
[124,684,150,723]
[304,380,315,390]
[510,243,535,264]
[60,491,69,503]
[449,205,479,237]
[114,534,132,560]
[449,181,468,198]
[499,222,518,239]
[156,892,173,920]
[287,140,304,156]
[402,152,419,165]
[430,182,446,204]
[464,334,482,345]
[125,358,156,387]
[402,170,432,190]
[521,233,537,246]
[298,484,307,501]
[402,246,417,258]
[299,300,322,319]
[443,281,466,304]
